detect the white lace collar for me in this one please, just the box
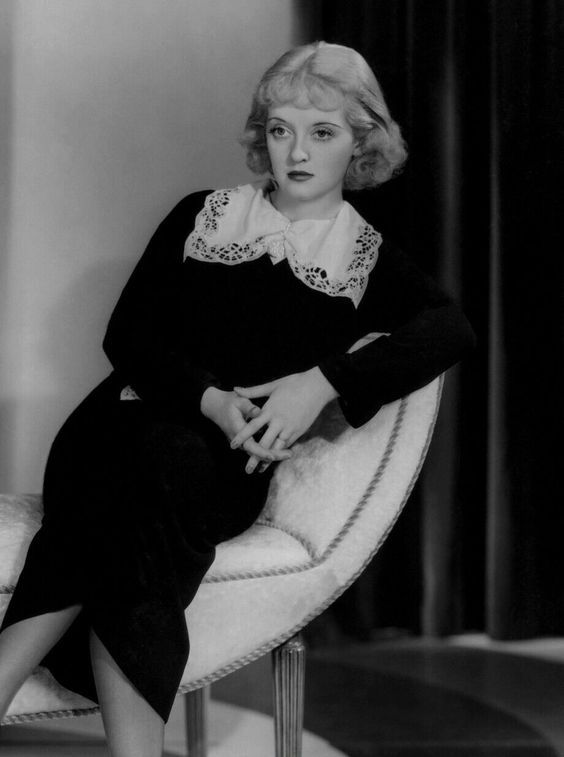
[183,182,382,307]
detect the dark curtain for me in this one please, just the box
[305,0,564,639]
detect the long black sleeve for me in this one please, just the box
[318,240,476,427]
[103,191,226,416]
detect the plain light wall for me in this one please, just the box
[0,0,304,492]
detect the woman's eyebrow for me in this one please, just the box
[266,117,344,129]
[312,121,343,128]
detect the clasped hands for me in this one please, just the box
[200,367,338,474]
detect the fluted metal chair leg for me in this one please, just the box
[272,633,306,757]
[185,685,209,757]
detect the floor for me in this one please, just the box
[2,635,564,756]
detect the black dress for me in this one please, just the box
[0,189,475,722]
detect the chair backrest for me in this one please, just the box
[259,376,443,580]
[180,376,443,692]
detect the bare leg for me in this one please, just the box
[89,630,164,757]
[0,605,82,719]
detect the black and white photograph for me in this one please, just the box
[0,1,563,755]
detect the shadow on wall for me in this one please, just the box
[0,2,15,489]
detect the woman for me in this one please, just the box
[0,41,474,755]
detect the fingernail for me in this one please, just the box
[230,441,238,449]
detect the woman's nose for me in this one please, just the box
[290,137,309,163]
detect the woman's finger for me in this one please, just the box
[245,453,261,474]
[240,440,271,463]
[230,409,290,461]
[242,438,291,461]
[238,398,261,420]
[233,380,278,399]
[244,443,291,474]
[257,420,284,451]
[258,437,289,473]
[230,414,269,449]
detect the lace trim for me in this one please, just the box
[187,188,269,265]
[294,223,381,306]
[184,187,382,307]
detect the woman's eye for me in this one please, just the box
[313,128,334,140]
[268,125,290,138]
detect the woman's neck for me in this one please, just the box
[269,187,344,222]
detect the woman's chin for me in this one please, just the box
[274,182,343,215]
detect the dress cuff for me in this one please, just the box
[318,355,382,429]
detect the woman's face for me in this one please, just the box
[266,99,357,218]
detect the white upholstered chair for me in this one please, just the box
[0,375,442,756]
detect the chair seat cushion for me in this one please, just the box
[210,523,313,581]
[0,492,319,722]
[0,495,314,591]
[0,492,334,722]
[0,494,43,590]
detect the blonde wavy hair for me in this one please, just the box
[240,41,407,190]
